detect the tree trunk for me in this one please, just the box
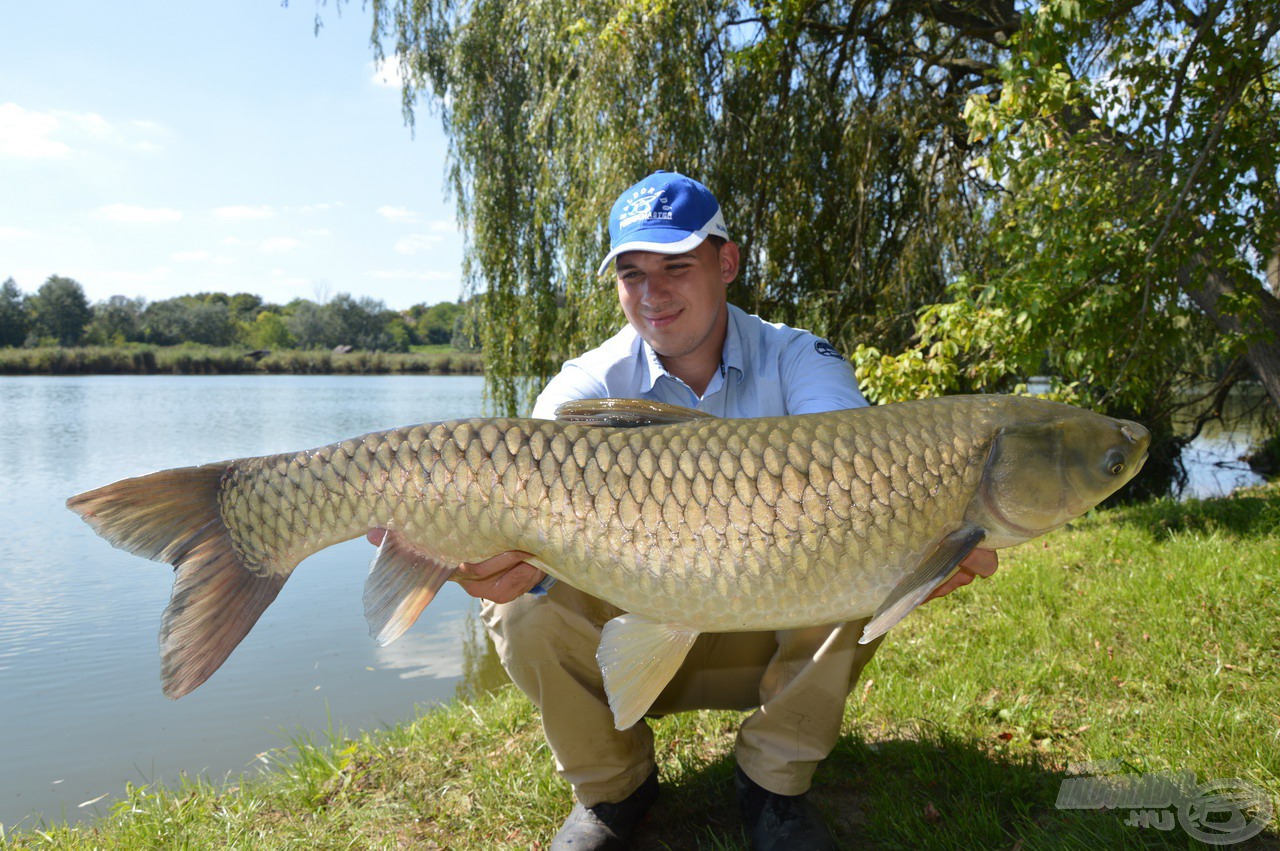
[1181,251,1280,412]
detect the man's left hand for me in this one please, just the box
[926,548,999,601]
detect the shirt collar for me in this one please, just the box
[633,304,745,394]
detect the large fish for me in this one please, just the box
[67,395,1148,729]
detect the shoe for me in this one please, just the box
[735,765,838,851]
[550,769,659,850]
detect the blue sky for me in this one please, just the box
[1,1,464,310]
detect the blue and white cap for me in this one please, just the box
[597,171,729,275]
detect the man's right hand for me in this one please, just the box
[366,529,544,604]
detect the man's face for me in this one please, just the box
[614,239,738,363]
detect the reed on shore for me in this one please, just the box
[0,346,483,376]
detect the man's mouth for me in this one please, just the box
[644,309,681,328]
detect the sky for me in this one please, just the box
[0,1,465,311]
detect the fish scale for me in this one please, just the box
[67,394,1149,725]
[212,398,988,631]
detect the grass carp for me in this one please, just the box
[67,394,1149,729]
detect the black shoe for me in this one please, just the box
[550,770,659,850]
[735,765,837,851]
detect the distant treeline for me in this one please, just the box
[0,345,482,376]
[0,275,476,354]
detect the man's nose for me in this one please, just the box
[641,274,672,301]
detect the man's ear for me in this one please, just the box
[718,240,740,284]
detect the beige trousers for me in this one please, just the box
[481,583,884,807]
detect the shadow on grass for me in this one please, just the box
[629,727,1279,851]
[1099,485,1280,542]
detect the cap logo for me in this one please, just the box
[619,187,673,228]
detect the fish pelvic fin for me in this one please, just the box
[67,463,288,698]
[597,614,699,730]
[363,530,456,646]
[859,522,986,645]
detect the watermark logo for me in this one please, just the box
[1056,759,1274,845]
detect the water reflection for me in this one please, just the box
[0,375,509,830]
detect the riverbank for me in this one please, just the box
[0,346,483,376]
[5,486,1278,849]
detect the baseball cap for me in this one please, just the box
[597,171,729,275]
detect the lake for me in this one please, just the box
[0,375,500,831]
[0,374,1267,831]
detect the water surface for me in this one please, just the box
[0,375,497,829]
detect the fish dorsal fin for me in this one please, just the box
[859,522,986,645]
[554,398,715,427]
[363,530,457,646]
[596,614,700,730]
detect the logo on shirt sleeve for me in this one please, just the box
[814,339,846,360]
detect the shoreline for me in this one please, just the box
[0,346,484,376]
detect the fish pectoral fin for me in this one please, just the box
[363,530,456,646]
[597,614,700,731]
[554,398,716,426]
[860,522,986,645]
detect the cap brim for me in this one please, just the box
[597,208,728,276]
[596,231,708,276]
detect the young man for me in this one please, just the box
[407,171,997,849]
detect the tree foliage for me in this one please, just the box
[360,0,1006,414]
[855,0,1280,495]
[0,277,28,347]
[86,295,145,345]
[28,275,93,346]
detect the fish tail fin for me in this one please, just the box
[67,464,287,698]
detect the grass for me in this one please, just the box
[0,346,484,375]
[4,486,1279,849]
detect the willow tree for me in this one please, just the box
[349,0,1278,493]
[355,0,1005,414]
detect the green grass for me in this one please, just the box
[5,487,1279,849]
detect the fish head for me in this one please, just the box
[969,408,1150,547]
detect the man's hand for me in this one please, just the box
[926,547,998,601]
[366,529,544,604]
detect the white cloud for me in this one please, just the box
[259,236,301,253]
[371,56,405,89]
[92,204,183,223]
[214,205,275,221]
[394,233,443,255]
[0,103,70,157]
[0,226,35,239]
[0,104,169,158]
[378,205,419,223]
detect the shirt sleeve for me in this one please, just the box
[530,362,611,419]
[778,335,869,415]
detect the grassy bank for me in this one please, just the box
[5,487,1278,849]
[0,346,483,376]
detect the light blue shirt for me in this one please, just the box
[531,304,868,420]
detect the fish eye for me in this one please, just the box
[1106,451,1126,476]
